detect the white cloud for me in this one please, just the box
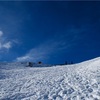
[2,42,11,49]
[17,55,31,61]
[0,31,12,50]
[16,44,51,62]
[0,31,3,37]
[16,39,74,62]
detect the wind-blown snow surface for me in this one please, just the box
[0,58,100,100]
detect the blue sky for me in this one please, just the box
[0,1,100,64]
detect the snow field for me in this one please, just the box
[0,57,100,100]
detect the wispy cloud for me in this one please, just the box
[16,26,85,62]
[0,30,12,50]
[0,31,3,37]
[16,41,66,62]
[2,42,12,49]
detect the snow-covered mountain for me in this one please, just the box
[0,57,100,100]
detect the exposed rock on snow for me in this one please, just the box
[0,57,100,100]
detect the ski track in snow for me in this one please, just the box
[0,58,100,100]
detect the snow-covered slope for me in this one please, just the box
[0,57,100,100]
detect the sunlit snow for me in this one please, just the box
[0,57,100,100]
